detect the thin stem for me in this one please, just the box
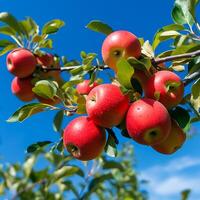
[42,50,200,73]
[183,68,200,86]
[154,49,200,64]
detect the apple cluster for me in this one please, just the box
[63,30,186,161]
[7,48,62,104]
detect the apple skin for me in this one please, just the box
[126,98,171,145]
[131,69,150,95]
[101,30,141,72]
[7,48,36,78]
[86,84,129,128]
[36,53,63,85]
[11,76,35,102]
[36,53,54,67]
[76,80,99,95]
[63,116,106,161]
[152,120,186,154]
[144,71,184,109]
[36,95,60,106]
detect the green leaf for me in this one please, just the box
[86,20,113,35]
[188,57,200,75]
[39,39,53,49]
[88,173,113,192]
[141,40,154,58]
[27,141,52,153]
[0,44,17,56]
[23,155,37,177]
[181,189,191,200]
[116,58,134,89]
[0,26,16,36]
[42,19,65,35]
[53,166,84,181]
[19,17,39,38]
[152,24,184,49]
[128,57,151,71]
[0,39,15,47]
[32,80,58,99]
[191,78,200,99]
[190,79,200,115]
[170,64,185,72]
[53,110,64,132]
[103,161,124,170]
[170,106,190,129]
[0,12,22,35]
[7,103,51,122]
[105,133,117,157]
[172,0,198,26]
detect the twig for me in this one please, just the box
[41,50,200,73]
[183,69,200,86]
[154,49,200,64]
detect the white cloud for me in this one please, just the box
[139,156,200,200]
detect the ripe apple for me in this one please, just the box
[7,48,36,78]
[101,30,141,72]
[36,53,54,67]
[36,54,63,85]
[86,84,129,128]
[63,116,106,161]
[131,69,150,95]
[76,80,99,95]
[126,98,171,145]
[36,95,60,106]
[152,120,186,154]
[11,76,35,102]
[144,71,184,109]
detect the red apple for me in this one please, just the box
[63,116,106,161]
[7,48,36,78]
[152,120,186,154]
[144,71,184,109]
[126,98,171,145]
[102,30,141,72]
[76,80,99,95]
[131,69,150,95]
[36,53,54,67]
[11,76,35,102]
[86,84,129,128]
[36,95,60,106]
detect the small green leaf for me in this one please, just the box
[0,12,22,35]
[42,19,65,35]
[39,39,53,49]
[170,65,185,72]
[27,141,52,153]
[86,20,113,35]
[33,80,57,99]
[152,24,184,49]
[170,106,190,129]
[0,44,17,56]
[23,155,37,177]
[53,110,64,132]
[103,161,124,170]
[19,17,39,38]
[116,58,134,89]
[0,26,16,36]
[142,40,154,58]
[53,166,83,181]
[7,103,51,122]
[105,134,117,157]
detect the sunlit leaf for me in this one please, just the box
[86,20,113,35]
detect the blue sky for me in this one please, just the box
[0,0,200,199]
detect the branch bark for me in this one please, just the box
[42,49,200,73]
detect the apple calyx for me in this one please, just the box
[165,81,181,93]
[66,144,81,158]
